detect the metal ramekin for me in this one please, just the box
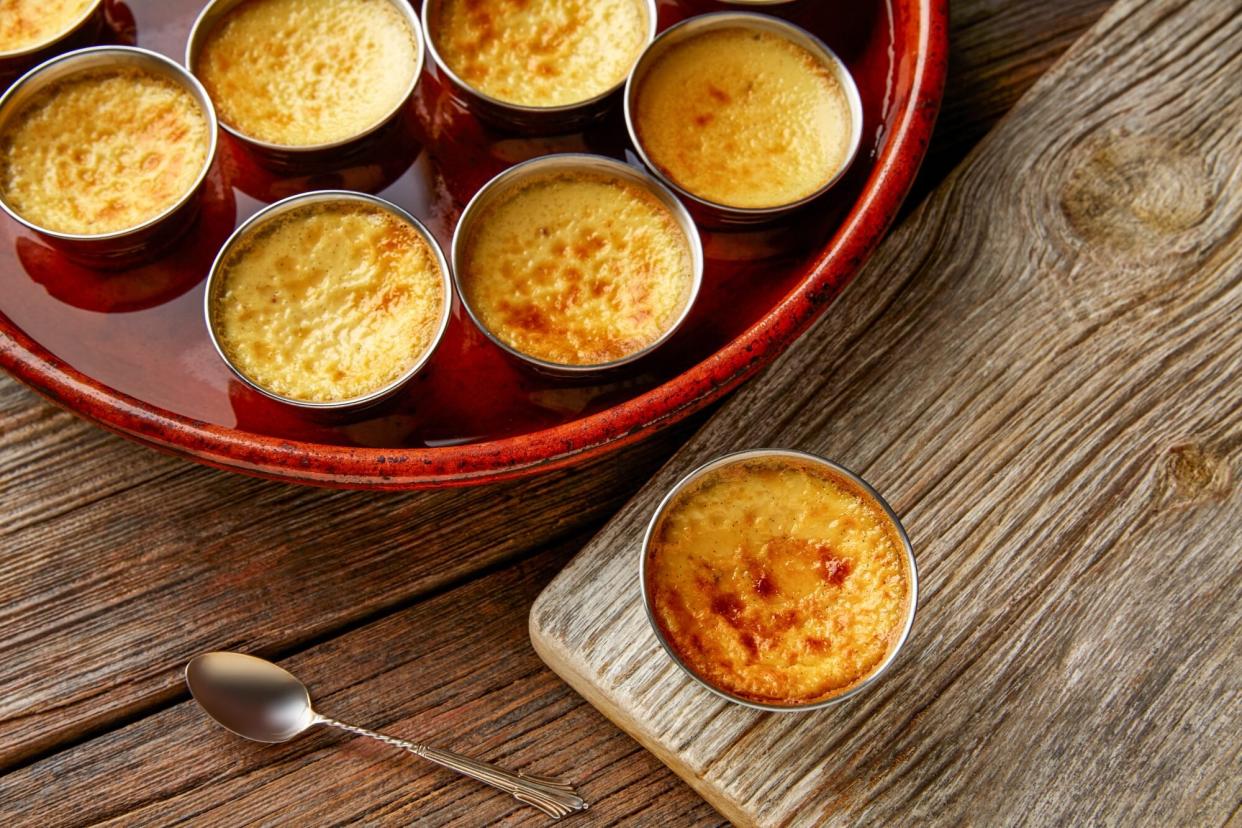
[0,46,219,268]
[0,0,106,81]
[625,12,864,227]
[640,449,919,712]
[204,191,452,412]
[422,0,657,134]
[451,153,704,378]
[186,0,424,171]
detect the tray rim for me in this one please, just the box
[0,0,949,490]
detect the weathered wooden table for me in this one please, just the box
[5,0,1237,824]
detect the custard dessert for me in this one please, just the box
[0,0,97,55]
[645,455,912,705]
[458,171,694,367]
[0,67,210,235]
[194,0,419,146]
[634,26,854,209]
[210,202,446,403]
[432,0,647,107]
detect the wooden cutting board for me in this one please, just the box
[530,0,1242,824]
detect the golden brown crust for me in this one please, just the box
[433,0,646,107]
[635,27,853,209]
[194,0,418,146]
[212,203,444,402]
[0,0,96,54]
[646,457,910,705]
[0,68,209,235]
[459,171,693,366]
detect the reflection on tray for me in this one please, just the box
[16,164,236,313]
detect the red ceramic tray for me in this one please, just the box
[0,0,947,489]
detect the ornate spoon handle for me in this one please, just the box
[316,716,588,819]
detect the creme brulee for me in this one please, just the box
[0,0,97,54]
[634,26,854,209]
[210,202,445,403]
[194,0,419,146]
[432,0,647,107]
[0,68,210,235]
[458,171,693,367]
[645,455,912,706]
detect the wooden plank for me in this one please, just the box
[530,0,1242,825]
[0,376,697,770]
[0,0,1114,786]
[909,0,1114,205]
[0,540,724,826]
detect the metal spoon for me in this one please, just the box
[185,652,588,819]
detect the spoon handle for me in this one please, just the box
[316,716,588,819]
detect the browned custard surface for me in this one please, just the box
[433,0,647,107]
[459,171,693,366]
[212,202,444,402]
[646,456,910,705]
[635,27,853,209]
[194,0,419,146]
[0,0,96,54]
[0,68,209,235]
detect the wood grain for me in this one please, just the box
[0,376,697,770]
[907,0,1115,207]
[0,0,1115,820]
[0,539,724,826]
[531,0,1242,825]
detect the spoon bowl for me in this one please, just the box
[186,652,316,743]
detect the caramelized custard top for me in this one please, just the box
[635,27,853,209]
[459,170,693,366]
[0,68,209,235]
[0,0,96,54]
[194,0,418,146]
[646,456,911,705]
[433,0,647,107]
[212,202,445,402]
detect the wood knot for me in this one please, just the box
[1057,133,1213,254]
[1159,443,1231,510]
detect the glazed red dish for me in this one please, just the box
[0,0,947,489]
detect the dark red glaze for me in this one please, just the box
[0,0,949,489]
